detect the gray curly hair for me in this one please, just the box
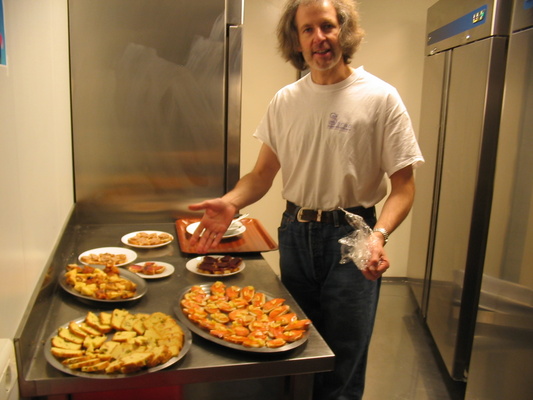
[276,0,365,71]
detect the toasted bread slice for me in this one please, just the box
[68,321,88,338]
[98,340,120,356]
[51,335,83,350]
[112,331,137,342]
[61,355,92,366]
[58,327,84,344]
[83,335,107,352]
[79,322,102,337]
[81,360,110,373]
[146,346,173,368]
[68,357,101,370]
[119,352,153,374]
[104,360,123,374]
[132,313,150,335]
[51,346,85,359]
[120,313,136,331]
[111,309,130,330]
[99,311,112,326]
[85,311,112,334]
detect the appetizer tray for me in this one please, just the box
[174,284,309,353]
[175,218,278,254]
[59,265,147,303]
[44,316,192,379]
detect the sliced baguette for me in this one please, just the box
[112,331,137,342]
[85,311,112,333]
[51,347,85,359]
[51,335,82,350]
[111,309,130,330]
[68,321,88,338]
[81,360,110,373]
[58,327,84,344]
[83,335,107,352]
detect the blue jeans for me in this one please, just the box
[278,209,380,400]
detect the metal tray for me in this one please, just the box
[44,316,192,379]
[59,265,147,304]
[175,284,309,353]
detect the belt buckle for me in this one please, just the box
[297,208,322,222]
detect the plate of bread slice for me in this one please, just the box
[45,309,191,378]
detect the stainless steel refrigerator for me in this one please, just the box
[406,0,512,382]
[464,1,533,398]
[68,0,243,223]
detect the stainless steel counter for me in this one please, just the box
[14,221,334,399]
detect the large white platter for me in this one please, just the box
[185,256,245,277]
[78,247,137,267]
[121,231,174,249]
[44,316,192,379]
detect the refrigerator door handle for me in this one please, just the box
[226,24,243,192]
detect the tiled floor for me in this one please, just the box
[364,280,466,400]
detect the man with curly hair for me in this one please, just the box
[189,1,423,398]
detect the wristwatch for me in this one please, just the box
[373,228,389,244]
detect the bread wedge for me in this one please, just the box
[51,347,85,359]
[58,327,84,344]
[51,336,83,351]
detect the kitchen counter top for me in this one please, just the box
[14,221,334,399]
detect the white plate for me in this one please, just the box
[78,247,137,267]
[185,221,246,239]
[127,261,175,279]
[121,231,174,248]
[186,255,245,277]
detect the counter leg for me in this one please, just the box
[286,373,314,400]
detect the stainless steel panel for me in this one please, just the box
[407,51,450,316]
[68,0,240,223]
[512,0,533,32]
[426,36,507,381]
[425,0,511,55]
[465,24,533,400]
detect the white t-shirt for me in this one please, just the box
[253,66,424,210]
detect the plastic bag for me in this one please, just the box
[338,208,377,270]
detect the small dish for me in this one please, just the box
[186,255,245,277]
[121,231,174,249]
[127,261,175,279]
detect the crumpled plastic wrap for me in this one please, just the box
[338,208,377,270]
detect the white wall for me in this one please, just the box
[0,0,73,339]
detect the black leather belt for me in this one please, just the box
[286,201,374,224]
